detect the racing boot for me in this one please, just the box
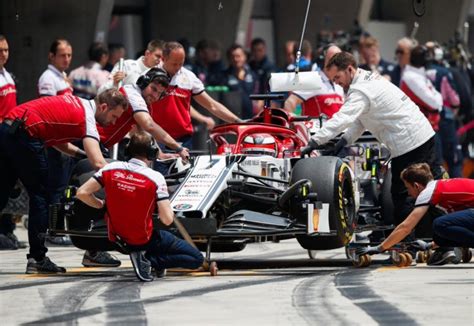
[26,257,66,274]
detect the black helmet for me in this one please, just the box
[410,45,431,68]
[136,67,170,90]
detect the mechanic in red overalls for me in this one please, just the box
[151,41,241,149]
[97,67,189,161]
[0,89,128,273]
[284,45,344,119]
[76,131,204,281]
[358,163,474,266]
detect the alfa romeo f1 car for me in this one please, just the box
[48,94,395,261]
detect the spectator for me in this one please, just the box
[249,38,277,93]
[358,36,396,80]
[400,45,443,139]
[284,44,344,118]
[223,44,259,119]
[69,42,110,99]
[104,43,126,72]
[426,42,463,177]
[390,37,418,86]
[192,39,225,86]
[282,40,297,71]
[286,40,314,72]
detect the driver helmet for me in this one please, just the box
[241,133,277,157]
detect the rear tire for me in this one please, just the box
[291,157,356,250]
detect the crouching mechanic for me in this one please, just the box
[358,163,474,265]
[0,89,128,273]
[76,131,204,281]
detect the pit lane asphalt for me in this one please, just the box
[0,226,472,325]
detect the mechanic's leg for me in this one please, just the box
[432,209,474,248]
[148,230,204,270]
[47,147,75,204]
[11,137,50,260]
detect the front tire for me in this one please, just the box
[291,157,356,250]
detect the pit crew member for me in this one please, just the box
[76,131,204,282]
[97,67,190,161]
[301,52,443,231]
[284,44,344,118]
[151,41,241,149]
[0,89,128,273]
[358,163,474,265]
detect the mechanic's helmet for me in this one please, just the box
[241,133,277,157]
[136,67,170,90]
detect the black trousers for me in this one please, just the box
[391,136,443,227]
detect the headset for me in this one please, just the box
[124,136,160,161]
[136,67,171,90]
[410,45,431,67]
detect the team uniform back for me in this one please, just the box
[5,94,99,146]
[415,179,474,212]
[93,158,169,246]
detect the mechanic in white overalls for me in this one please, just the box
[301,52,443,235]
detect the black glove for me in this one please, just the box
[355,245,383,256]
[333,137,348,157]
[300,139,319,157]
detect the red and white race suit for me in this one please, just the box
[400,65,443,131]
[0,67,16,121]
[415,178,474,212]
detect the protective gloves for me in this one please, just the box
[300,139,319,157]
[355,245,383,256]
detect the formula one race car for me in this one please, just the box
[48,94,394,261]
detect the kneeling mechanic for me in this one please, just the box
[76,131,204,281]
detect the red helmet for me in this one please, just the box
[241,133,277,157]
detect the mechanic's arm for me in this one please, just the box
[53,142,87,159]
[76,178,105,209]
[193,92,241,123]
[284,94,303,113]
[133,111,189,160]
[311,90,368,145]
[83,137,108,171]
[190,106,216,130]
[342,119,365,145]
[157,199,174,226]
[379,205,429,251]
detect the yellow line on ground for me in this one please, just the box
[376,266,406,272]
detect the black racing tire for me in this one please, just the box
[67,159,116,251]
[380,168,394,226]
[291,157,356,250]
